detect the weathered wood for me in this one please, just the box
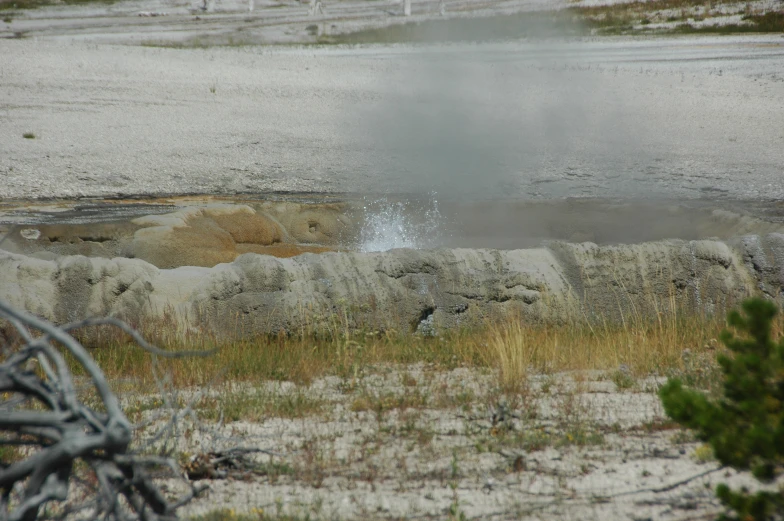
[0,300,208,521]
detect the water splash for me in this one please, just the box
[358,196,445,252]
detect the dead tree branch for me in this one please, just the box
[0,300,208,521]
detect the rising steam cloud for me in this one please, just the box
[352,19,652,200]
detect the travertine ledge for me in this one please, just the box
[2,234,783,337]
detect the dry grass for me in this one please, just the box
[59,308,757,398]
[487,312,723,393]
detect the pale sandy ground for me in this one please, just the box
[126,365,775,521]
[1,33,784,202]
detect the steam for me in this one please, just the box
[351,22,650,200]
[344,16,659,250]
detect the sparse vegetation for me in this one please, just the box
[670,16,784,34]
[5,304,750,519]
[609,367,637,390]
[16,281,773,520]
[307,0,778,41]
[692,443,716,464]
[22,132,35,139]
[574,0,784,35]
[350,387,428,416]
[198,386,325,422]
[317,2,784,44]
[0,445,24,467]
[141,34,258,49]
[70,310,731,392]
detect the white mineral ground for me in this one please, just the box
[0,7,783,200]
[150,366,768,521]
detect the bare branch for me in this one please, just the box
[0,301,128,424]
[0,298,206,520]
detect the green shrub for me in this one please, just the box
[659,298,784,521]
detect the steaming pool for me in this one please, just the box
[2,195,783,268]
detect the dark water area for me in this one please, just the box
[2,195,784,257]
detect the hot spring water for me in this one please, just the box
[358,196,446,252]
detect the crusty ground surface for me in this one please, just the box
[132,365,772,521]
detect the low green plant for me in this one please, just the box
[188,508,276,521]
[692,443,716,464]
[448,497,467,521]
[0,444,24,466]
[558,426,605,448]
[199,387,324,422]
[609,368,637,390]
[22,132,35,139]
[660,298,784,521]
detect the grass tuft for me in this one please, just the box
[484,312,725,393]
[0,444,24,466]
[198,387,325,422]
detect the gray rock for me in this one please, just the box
[1,236,778,338]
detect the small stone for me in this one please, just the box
[20,228,40,240]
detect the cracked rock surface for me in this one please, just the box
[1,234,780,336]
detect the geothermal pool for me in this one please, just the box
[2,195,783,268]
